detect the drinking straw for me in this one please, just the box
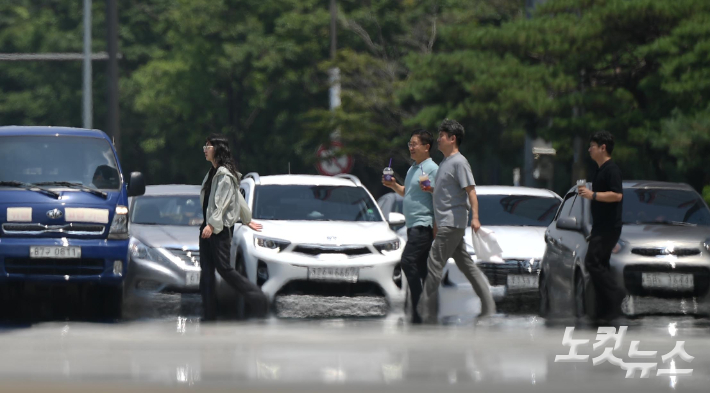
[388,158,392,167]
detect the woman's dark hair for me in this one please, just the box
[202,133,240,193]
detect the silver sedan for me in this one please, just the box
[540,181,710,319]
[127,185,203,293]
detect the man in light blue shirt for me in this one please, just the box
[383,129,438,323]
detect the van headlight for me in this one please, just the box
[254,236,290,252]
[374,239,401,254]
[108,205,129,240]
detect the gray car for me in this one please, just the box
[540,181,710,319]
[127,185,203,292]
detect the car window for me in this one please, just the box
[553,193,577,221]
[131,195,203,226]
[471,195,561,227]
[253,185,382,222]
[622,188,710,226]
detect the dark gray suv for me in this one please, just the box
[539,181,710,319]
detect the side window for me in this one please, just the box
[553,193,576,221]
[569,194,583,220]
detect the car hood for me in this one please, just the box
[256,220,398,245]
[130,224,200,250]
[471,226,547,260]
[620,224,710,247]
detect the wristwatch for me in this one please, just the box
[593,192,597,201]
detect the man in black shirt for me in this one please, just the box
[578,131,624,321]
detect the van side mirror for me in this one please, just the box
[127,172,146,197]
[557,216,581,231]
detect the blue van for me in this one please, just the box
[0,126,145,319]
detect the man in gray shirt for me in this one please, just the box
[416,119,496,323]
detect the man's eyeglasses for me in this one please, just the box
[407,142,421,148]
[203,145,214,152]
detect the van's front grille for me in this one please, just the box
[4,258,105,275]
[166,248,200,267]
[2,223,105,236]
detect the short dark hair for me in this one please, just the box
[410,129,434,152]
[438,119,465,147]
[590,131,615,155]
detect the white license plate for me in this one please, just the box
[506,274,538,290]
[29,246,81,259]
[186,271,200,286]
[642,273,694,290]
[308,267,359,283]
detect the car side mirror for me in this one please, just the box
[388,212,406,226]
[557,216,581,231]
[127,172,146,197]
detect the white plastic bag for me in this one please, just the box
[471,227,504,263]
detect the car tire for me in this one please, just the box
[539,273,550,318]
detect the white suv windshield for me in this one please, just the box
[253,185,382,222]
[0,135,120,190]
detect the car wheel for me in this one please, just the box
[574,272,588,319]
[538,273,550,318]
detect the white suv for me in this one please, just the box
[229,173,407,315]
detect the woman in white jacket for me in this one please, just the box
[200,134,267,320]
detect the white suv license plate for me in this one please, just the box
[30,246,81,259]
[507,274,538,289]
[642,273,694,290]
[308,267,359,283]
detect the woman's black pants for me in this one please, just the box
[199,227,268,320]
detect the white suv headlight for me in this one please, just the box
[374,239,401,254]
[254,235,290,252]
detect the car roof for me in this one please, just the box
[564,180,697,195]
[475,185,560,198]
[141,185,202,196]
[622,181,695,191]
[254,175,360,187]
[0,126,110,139]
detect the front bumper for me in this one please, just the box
[128,255,201,292]
[248,249,406,309]
[0,237,127,286]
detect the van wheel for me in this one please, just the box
[102,285,124,321]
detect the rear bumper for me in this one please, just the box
[0,237,127,286]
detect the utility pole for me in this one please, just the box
[106,0,120,155]
[82,0,92,129]
[328,0,340,111]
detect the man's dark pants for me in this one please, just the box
[199,227,268,320]
[584,229,624,320]
[401,226,433,323]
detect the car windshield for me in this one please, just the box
[0,135,121,190]
[131,195,203,226]
[470,195,561,227]
[622,188,710,226]
[253,185,383,222]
